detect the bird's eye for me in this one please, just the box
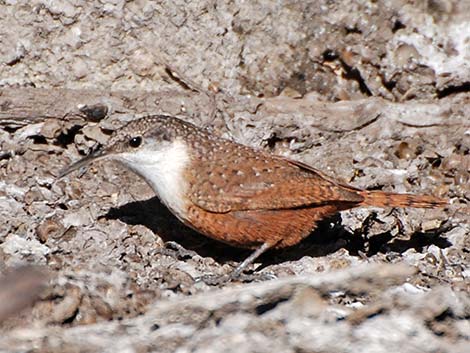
[129,136,142,148]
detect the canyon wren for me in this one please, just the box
[60,115,447,278]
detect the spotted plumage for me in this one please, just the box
[60,115,447,278]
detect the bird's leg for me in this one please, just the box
[198,243,273,285]
[229,242,271,280]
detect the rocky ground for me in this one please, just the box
[0,1,469,352]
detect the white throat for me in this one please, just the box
[114,139,191,219]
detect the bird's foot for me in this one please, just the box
[152,241,199,260]
[197,270,276,286]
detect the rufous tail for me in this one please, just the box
[359,190,448,208]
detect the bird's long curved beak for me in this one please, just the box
[58,148,108,179]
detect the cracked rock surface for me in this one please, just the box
[0,1,469,352]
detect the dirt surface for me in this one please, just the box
[0,1,469,352]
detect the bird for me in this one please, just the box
[59,115,447,279]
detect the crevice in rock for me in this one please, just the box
[340,60,373,96]
[54,125,83,147]
[392,19,406,33]
[255,297,290,315]
[437,82,470,99]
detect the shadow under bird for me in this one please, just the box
[59,115,447,279]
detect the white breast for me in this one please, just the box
[114,139,191,220]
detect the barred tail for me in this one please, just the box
[359,190,448,208]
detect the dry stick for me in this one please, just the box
[0,88,466,131]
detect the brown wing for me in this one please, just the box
[187,142,363,213]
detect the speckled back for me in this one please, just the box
[110,115,364,213]
[165,118,364,212]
